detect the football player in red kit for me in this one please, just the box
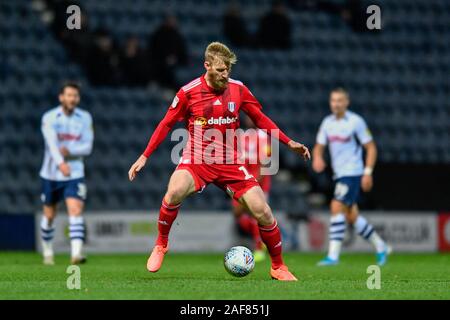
[233,116,272,262]
[128,42,310,281]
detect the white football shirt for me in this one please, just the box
[316,110,373,179]
[39,106,94,181]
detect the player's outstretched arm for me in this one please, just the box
[244,105,310,161]
[128,120,173,181]
[287,140,311,160]
[241,85,310,160]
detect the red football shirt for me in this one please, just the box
[143,74,292,164]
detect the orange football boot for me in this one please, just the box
[146,245,169,272]
[270,265,298,281]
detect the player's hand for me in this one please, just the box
[361,174,373,192]
[58,162,71,177]
[288,140,311,161]
[312,157,326,173]
[60,146,70,157]
[128,155,148,181]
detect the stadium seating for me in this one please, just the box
[1,0,449,213]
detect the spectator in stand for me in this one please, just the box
[45,0,93,64]
[147,14,188,91]
[61,12,93,64]
[341,0,367,33]
[85,28,121,86]
[223,2,252,47]
[119,36,151,87]
[258,0,292,50]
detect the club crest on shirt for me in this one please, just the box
[228,102,236,112]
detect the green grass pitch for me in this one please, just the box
[0,252,449,299]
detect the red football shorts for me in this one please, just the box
[230,166,272,208]
[176,162,260,201]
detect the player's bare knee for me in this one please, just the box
[248,202,264,217]
[67,203,83,216]
[66,198,84,216]
[43,211,56,221]
[262,205,274,224]
[165,188,185,205]
[330,200,346,215]
[252,204,273,225]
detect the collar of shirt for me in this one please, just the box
[57,105,81,118]
[333,111,349,121]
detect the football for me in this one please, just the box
[224,246,255,277]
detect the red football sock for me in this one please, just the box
[259,220,284,269]
[155,199,180,247]
[237,214,263,250]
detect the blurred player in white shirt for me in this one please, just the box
[313,88,390,266]
[39,82,94,265]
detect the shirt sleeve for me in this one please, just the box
[240,85,292,145]
[67,113,94,157]
[41,113,64,166]
[240,85,263,113]
[142,89,188,158]
[316,119,328,145]
[355,116,373,145]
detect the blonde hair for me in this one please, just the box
[205,42,237,67]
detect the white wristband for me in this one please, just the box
[364,167,373,176]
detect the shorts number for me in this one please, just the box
[77,183,87,200]
[239,166,254,180]
[334,182,349,199]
